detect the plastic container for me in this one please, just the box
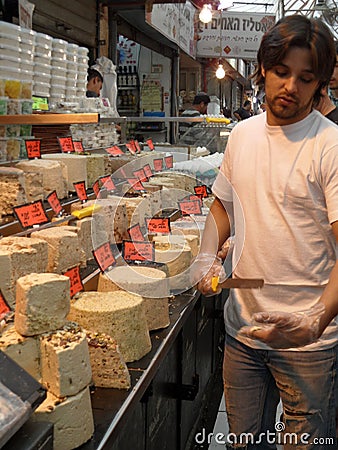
[0,97,7,115]
[77,56,89,66]
[0,35,20,47]
[20,124,32,136]
[34,53,51,65]
[35,32,53,48]
[51,49,67,60]
[52,75,67,87]
[0,44,21,59]
[33,72,52,85]
[0,21,20,36]
[4,78,22,99]
[6,137,22,161]
[65,87,77,97]
[78,46,89,56]
[6,125,21,137]
[51,57,67,70]
[7,99,22,115]
[33,81,50,97]
[0,138,8,161]
[67,43,79,54]
[20,60,34,72]
[34,62,52,76]
[0,56,21,70]
[50,84,66,96]
[66,52,78,63]
[52,38,68,51]
[21,81,32,99]
[21,99,33,114]
[34,45,52,57]
[51,66,65,77]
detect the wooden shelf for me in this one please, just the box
[0,113,99,125]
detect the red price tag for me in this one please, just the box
[128,223,145,241]
[127,178,145,191]
[126,142,136,155]
[134,140,141,153]
[153,158,164,172]
[46,190,63,216]
[146,217,171,234]
[164,155,173,169]
[58,136,74,153]
[64,266,84,298]
[194,185,208,198]
[92,180,100,198]
[143,164,153,178]
[0,290,11,319]
[100,175,116,191]
[146,138,155,150]
[178,199,202,216]
[93,242,116,272]
[73,181,88,201]
[133,168,148,182]
[73,140,84,154]
[25,139,41,159]
[122,240,155,262]
[13,200,50,229]
[106,145,124,156]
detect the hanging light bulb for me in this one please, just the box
[199,4,213,24]
[216,62,225,79]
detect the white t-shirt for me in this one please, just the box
[212,110,338,351]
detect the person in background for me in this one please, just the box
[315,86,338,125]
[233,99,252,121]
[179,92,210,143]
[86,68,103,98]
[193,14,338,449]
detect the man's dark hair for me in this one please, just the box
[252,15,336,104]
[87,68,103,83]
[193,92,210,105]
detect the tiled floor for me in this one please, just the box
[208,396,283,449]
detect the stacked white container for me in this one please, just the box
[0,22,22,84]
[66,42,79,100]
[33,32,53,97]
[18,27,35,100]
[77,46,89,97]
[51,38,68,102]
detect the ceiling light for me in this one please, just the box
[199,4,213,24]
[216,63,226,79]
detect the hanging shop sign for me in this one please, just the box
[146,0,197,58]
[197,12,275,60]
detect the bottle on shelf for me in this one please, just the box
[124,67,128,87]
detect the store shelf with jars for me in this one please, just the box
[116,66,140,116]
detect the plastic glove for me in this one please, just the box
[190,253,226,297]
[239,302,326,348]
[217,236,234,260]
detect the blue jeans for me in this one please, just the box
[223,334,337,449]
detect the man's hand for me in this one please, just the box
[191,253,226,297]
[239,302,326,348]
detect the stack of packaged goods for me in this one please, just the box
[76,46,89,96]
[33,32,53,98]
[65,43,78,100]
[50,38,68,102]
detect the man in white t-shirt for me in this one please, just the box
[193,15,338,449]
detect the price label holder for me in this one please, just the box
[73,140,84,154]
[13,200,50,229]
[122,240,155,262]
[92,180,101,198]
[133,168,148,183]
[128,223,145,241]
[153,158,164,172]
[100,175,116,192]
[64,266,84,298]
[46,190,63,216]
[58,136,74,153]
[93,242,116,272]
[194,184,208,198]
[73,181,88,202]
[106,145,124,156]
[164,155,173,169]
[25,139,41,159]
[127,178,145,192]
[126,142,136,155]
[146,217,170,234]
[143,164,153,179]
[178,199,203,216]
[146,138,155,151]
[0,290,11,320]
